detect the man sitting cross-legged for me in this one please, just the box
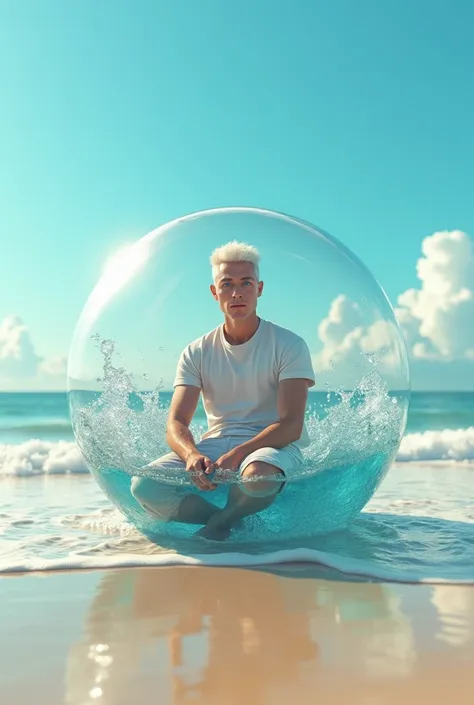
[131,240,315,540]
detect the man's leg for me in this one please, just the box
[197,461,284,540]
[131,475,220,524]
[131,438,226,524]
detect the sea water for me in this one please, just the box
[1,389,474,582]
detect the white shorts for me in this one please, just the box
[131,435,304,521]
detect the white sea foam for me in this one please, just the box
[2,427,474,477]
[0,439,87,476]
[397,426,474,462]
[1,546,471,583]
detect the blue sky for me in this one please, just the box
[1,0,473,391]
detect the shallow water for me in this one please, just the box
[1,464,473,583]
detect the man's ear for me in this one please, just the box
[257,281,264,297]
[210,283,218,300]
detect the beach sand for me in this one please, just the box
[1,565,474,704]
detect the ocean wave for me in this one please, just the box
[2,428,474,476]
[397,427,474,462]
[0,439,87,476]
[1,545,471,582]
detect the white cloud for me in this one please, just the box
[0,315,41,377]
[315,230,474,379]
[0,315,66,390]
[315,295,402,381]
[395,230,474,360]
[316,295,364,370]
[38,356,67,377]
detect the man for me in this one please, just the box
[131,240,315,540]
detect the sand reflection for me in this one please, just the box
[65,566,474,705]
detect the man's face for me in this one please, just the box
[210,261,263,319]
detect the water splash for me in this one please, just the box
[70,336,407,484]
[71,337,170,474]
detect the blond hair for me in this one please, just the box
[210,240,260,281]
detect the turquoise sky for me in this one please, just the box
[1,0,473,391]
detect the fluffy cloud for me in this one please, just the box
[315,230,474,376]
[0,315,66,389]
[395,230,474,360]
[38,356,67,377]
[0,315,41,377]
[315,295,402,382]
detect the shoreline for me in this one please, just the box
[2,555,474,586]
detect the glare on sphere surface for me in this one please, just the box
[67,207,410,545]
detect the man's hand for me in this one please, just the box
[215,447,247,473]
[185,451,217,491]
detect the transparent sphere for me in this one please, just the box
[67,207,410,546]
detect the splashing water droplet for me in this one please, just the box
[365,352,376,365]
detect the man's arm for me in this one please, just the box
[166,385,202,462]
[234,378,310,456]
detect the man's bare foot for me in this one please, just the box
[196,524,232,541]
[195,511,234,541]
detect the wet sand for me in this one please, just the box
[1,565,474,704]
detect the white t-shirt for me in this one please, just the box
[173,318,315,449]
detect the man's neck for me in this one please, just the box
[223,315,261,345]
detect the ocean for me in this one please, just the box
[1,391,474,581]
